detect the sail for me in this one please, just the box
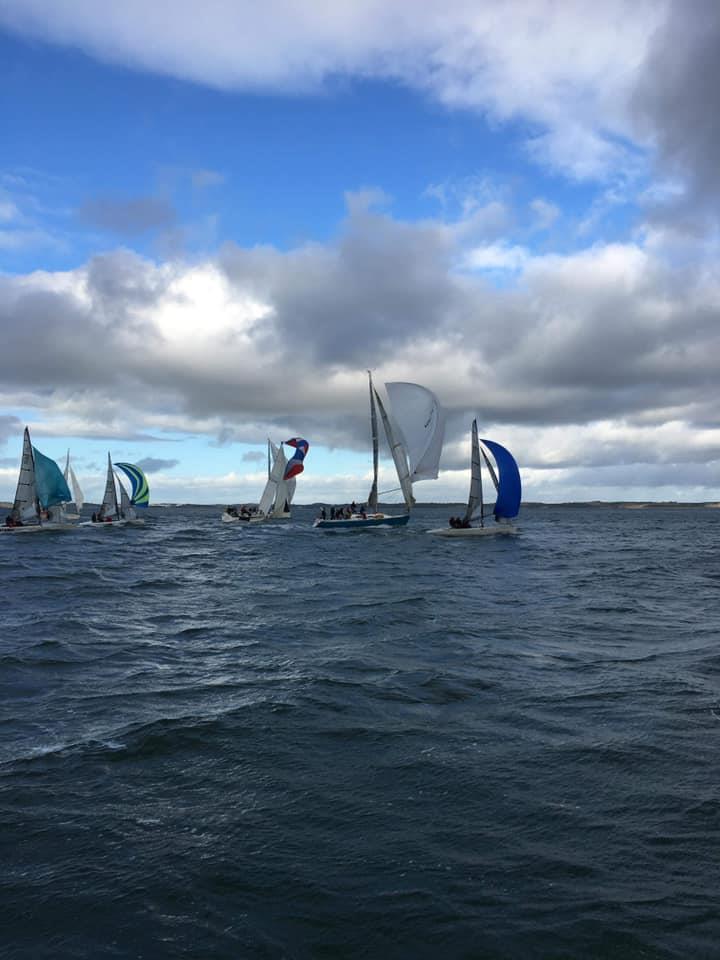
[117,474,133,514]
[33,446,72,508]
[385,382,445,482]
[64,451,84,510]
[367,371,379,512]
[374,388,414,510]
[270,445,289,517]
[258,442,288,516]
[115,463,150,507]
[286,477,297,504]
[464,420,483,524]
[480,438,521,519]
[284,438,309,480]
[11,427,38,522]
[99,453,119,518]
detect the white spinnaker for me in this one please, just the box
[464,420,483,524]
[374,389,414,510]
[385,382,445,482]
[12,427,38,522]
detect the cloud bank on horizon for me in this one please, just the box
[1,0,719,503]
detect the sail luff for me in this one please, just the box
[374,388,414,511]
[367,371,379,512]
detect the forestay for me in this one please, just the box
[385,382,445,482]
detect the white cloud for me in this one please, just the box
[0,0,667,182]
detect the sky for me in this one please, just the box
[1,0,720,504]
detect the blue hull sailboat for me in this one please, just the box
[428,421,521,537]
[314,374,444,530]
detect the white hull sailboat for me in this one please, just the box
[428,421,521,538]
[2,428,78,533]
[222,438,308,525]
[314,374,444,530]
[82,456,149,527]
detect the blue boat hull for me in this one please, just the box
[314,514,409,530]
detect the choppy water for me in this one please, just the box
[2,504,720,959]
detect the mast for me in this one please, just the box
[367,370,379,512]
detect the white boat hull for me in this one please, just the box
[427,523,519,537]
[1,522,79,534]
[79,517,145,528]
[314,513,409,529]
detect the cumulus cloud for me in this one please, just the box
[1,192,719,500]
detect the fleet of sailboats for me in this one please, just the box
[2,381,523,538]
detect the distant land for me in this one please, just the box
[2,501,719,511]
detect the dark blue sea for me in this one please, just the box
[2,504,720,959]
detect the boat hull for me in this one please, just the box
[1,522,79,534]
[222,512,290,524]
[427,524,519,537]
[314,513,409,529]
[79,518,145,528]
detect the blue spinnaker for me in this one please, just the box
[33,447,72,507]
[115,463,150,507]
[480,439,521,519]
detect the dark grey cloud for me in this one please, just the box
[79,195,176,236]
[633,0,720,220]
[134,457,179,473]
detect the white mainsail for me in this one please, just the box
[385,382,445,482]
[367,371,380,512]
[464,419,483,524]
[257,441,289,516]
[373,389,414,510]
[99,453,120,519]
[63,451,84,512]
[12,427,39,522]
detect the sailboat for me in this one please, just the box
[222,438,309,524]
[314,373,444,529]
[428,420,521,537]
[2,427,77,533]
[62,450,84,520]
[83,455,149,526]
